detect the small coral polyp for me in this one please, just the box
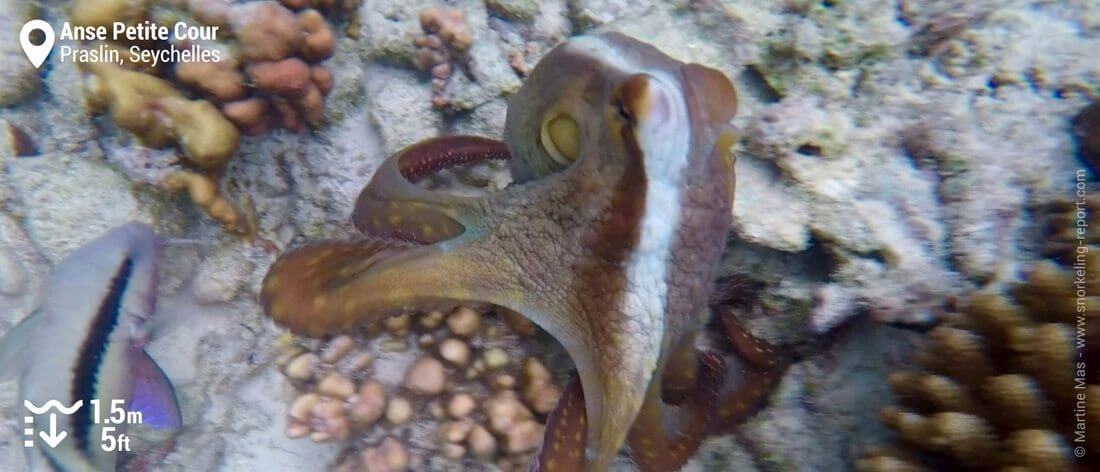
[71,0,339,235]
[275,306,563,471]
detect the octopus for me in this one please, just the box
[261,32,787,471]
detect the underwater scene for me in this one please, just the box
[0,0,1098,470]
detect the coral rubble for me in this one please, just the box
[275,306,564,471]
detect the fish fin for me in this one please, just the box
[0,311,39,380]
[530,374,587,472]
[129,349,181,429]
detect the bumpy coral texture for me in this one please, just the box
[72,0,339,236]
[859,198,1100,471]
[185,0,337,133]
[276,305,564,471]
[412,6,474,108]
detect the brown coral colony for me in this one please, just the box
[182,0,337,134]
[73,0,339,235]
[860,201,1100,471]
[413,7,473,109]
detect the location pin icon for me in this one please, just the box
[20,20,54,69]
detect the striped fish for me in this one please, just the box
[0,222,181,471]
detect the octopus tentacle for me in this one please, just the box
[709,368,782,434]
[708,307,787,433]
[259,236,522,337]
[352,136,510,244]
[716,306,783,371]
[660,336,701,405]
[627,350,725,472]
[530,375,588,472]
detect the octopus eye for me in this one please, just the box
[614,99,633,123]
[540,113,580,165]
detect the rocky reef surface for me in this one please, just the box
[0,0,1096,470]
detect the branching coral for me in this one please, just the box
[275,306,564,471]
[1037,194,1100,264]
[858,255,1100,470]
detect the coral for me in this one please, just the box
[228,1,304,61]
[276,306,564,471]
[70,0,147,29]
[858,256,1100,470]
[1036,194,1100,264]
[162,171,251,234]
[82,62,255,235]
[174,45,249,103]
[412,6,474,108]
[189,0,337,133]
[66,0,341,235]
[84,63,239,171]
[279,0,360,20]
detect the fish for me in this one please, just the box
[0,222,182,472]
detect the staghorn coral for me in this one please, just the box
[858,253,1100,470]
[412,6,474,109]
[274,306,565,471]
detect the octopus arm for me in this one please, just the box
[530,375,588,472]
[352,136,510,244]
[627,350,725,472]
[260,235,525,337]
